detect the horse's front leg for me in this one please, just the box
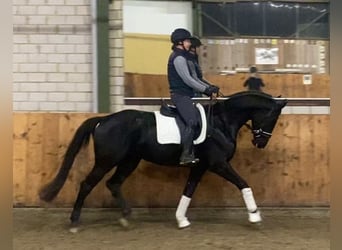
[210,162,262,224]
[175,164,207,229]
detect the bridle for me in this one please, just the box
[243,123,272,138]
[207,92,273,139]
[243,104,276,139]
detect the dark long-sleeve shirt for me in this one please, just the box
[173,55,208,93]
[243,77,265,91]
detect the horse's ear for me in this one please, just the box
[277,99,287,108]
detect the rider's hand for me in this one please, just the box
[211,91,218,100]
[204,85,219,97]
[210,85,220,94]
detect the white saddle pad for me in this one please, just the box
[154,103,207,145]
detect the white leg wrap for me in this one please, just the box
[242,188,257,212]
[248,210,262,223]
[175,195,191,228]
[241,188,262,223]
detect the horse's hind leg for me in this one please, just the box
[176,163,207,229]
[105,157,140,227]
[69,164,113,232]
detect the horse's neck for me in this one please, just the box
[214,107,249,141]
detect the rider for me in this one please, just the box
[167,28,219,165]
[187,36,218,97]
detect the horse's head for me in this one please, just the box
[218,92,288,149]
[250,99,287,148]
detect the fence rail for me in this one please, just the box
[124,97,330,106]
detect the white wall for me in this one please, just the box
[13,0,125,112]
[123,0,192,35]
[13,0,93,112]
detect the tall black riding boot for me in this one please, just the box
[180,127,199,165]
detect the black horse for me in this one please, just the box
[39,91,287,231]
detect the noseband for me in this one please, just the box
[244,123,272,138]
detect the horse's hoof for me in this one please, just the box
[69,227,79,233]
[118,217,130,228]
[248,210,262,224]
[177,218,191,229]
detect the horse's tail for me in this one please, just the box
[39,116,104,202]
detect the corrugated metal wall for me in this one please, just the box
[200,38,329,74]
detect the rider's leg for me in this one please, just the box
[179,121,198,165]
[171,93,199,165]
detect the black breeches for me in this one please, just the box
[171,93,198,129]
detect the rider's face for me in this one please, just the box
[183,39,191,51]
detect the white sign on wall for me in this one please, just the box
[303,74,312,85]
[255,48,279,65]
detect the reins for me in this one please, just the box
[207,98,214,128]
[206,91,224,128]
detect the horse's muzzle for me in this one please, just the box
[251,138,268,148]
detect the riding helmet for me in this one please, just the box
[170,28,192,44]
[190,36,202,48]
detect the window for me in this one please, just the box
[201,3,235,37]
[199,1,329,39]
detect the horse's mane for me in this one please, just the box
[223,91,274,100]
[217,91,277,111]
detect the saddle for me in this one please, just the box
[154,102,207,145]
[160,103,178,117]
